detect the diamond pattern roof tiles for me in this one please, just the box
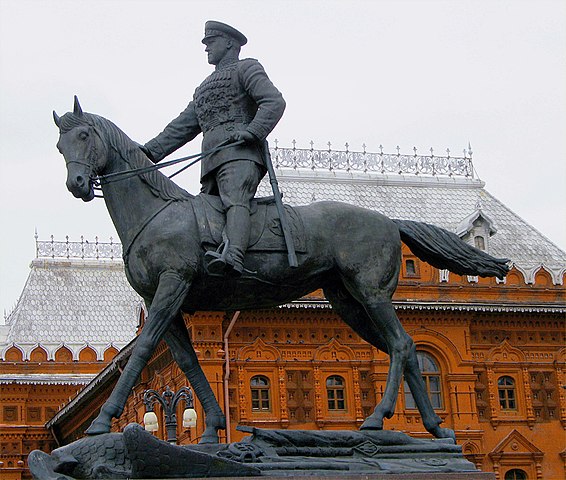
[3,259,141,358]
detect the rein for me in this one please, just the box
[93,139,245,187]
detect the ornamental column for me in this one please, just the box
[522,366,535,428]
[352,365,364,426]
[278,365,289,427]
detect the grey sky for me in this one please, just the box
[1,0,565,315]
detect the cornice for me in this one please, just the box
[0,374,96,385]
[276,299,566,314]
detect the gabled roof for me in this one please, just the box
[257,151,566,277]
[455,208,497,237]
[489,429,543,457]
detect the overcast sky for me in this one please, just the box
[1,0,565,317]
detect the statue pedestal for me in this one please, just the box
[29,424,490,479]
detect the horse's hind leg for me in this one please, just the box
[403,349,455,441]
[163,314,225,444]
[324,282,454,440]
[324,284,408,427]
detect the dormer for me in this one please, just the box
[455,206,497,252]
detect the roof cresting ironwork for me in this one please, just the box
[270,140,475,178]
[35,233,122,260]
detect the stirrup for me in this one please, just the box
[205,241,229,277]
[204,240,251,278]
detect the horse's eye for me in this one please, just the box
[79,131,89,140]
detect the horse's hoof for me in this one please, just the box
[84,406,116,436]
[85,419,111,436]
[198,428,219,445]
[199,435,219,444]
[429,426,456,442]
[205,414,226,430]
[360,417,384,430]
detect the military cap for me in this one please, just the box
[202,20,248,46]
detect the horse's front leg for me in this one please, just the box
[163,314,226,444]
[85,271,189,435]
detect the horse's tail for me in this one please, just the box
[393,219,510,279]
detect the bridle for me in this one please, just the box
[65,124,106,199]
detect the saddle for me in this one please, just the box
[192,193,307,254]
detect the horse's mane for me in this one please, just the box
[58,111,193,202]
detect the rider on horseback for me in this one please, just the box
[141,21,286,277]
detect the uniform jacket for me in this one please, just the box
[145,58,286,180]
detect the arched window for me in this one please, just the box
[504,468,527,480]
[326,375,346,410]
[250,375,271,412]
[404,351,443,409]
[498,376,517,410]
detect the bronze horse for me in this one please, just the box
[54,98,509,444]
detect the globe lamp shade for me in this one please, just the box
[143,411,159,432]
[183,408,197,428]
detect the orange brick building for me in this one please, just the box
[3,145,565,480]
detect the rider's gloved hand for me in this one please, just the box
[229,130,257,145]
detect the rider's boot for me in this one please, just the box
[225,205,250,276]
[206,205,250,277]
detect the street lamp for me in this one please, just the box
[142,385,197,444]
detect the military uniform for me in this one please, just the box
[145,58,285,182]
[144,22,285,275]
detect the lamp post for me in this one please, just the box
[142,385,197,444]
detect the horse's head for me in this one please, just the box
[53,97,108,202]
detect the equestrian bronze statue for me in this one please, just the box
[53,97,509,444]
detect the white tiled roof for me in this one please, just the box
[1,258,141,360]
[258,168,566,282]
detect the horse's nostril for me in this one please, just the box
[76,175,85,186]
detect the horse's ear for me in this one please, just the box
[73,96,83,116]
[53,111,61,128]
